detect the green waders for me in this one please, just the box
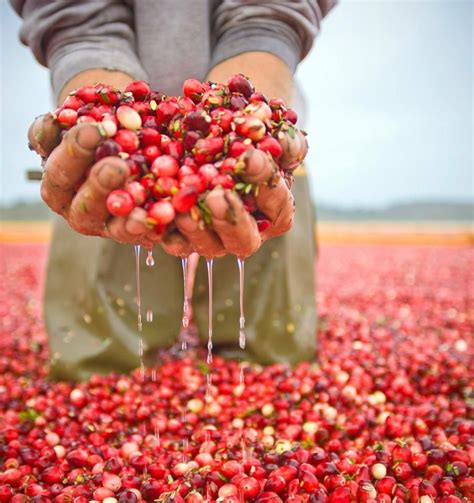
[45,172,317,381]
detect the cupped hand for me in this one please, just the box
[29,115,166,249]
[29,114,306,258]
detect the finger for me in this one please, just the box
[125,208,151,236]
[103,206,156,247]
[255,173,295,240]
[41,123,105,214]
[277,129,308,172]
[205,188,261,258]
[68,157,129,234]
[106,217,132,244]
[239,148,277,185]
[162,231,194,257]
[28,113,62,158]
[175,213,226,258]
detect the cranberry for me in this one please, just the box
[239,476,260,499]
[56,109,78,128]
[140,128,161,147]
[209,174,234,190]
[106,190,135,217]
[153,176,179,198]
[147,201,175,226]
[95,139,121,161]
[125,181,146,206]
[183,78,206,101]
[183,111,211,134]
[114,129,139,153]
[124,81,150,101]
[172,186,198,213]
[151,155,179,178]
[257,137,283,158]
[228,74,254,98]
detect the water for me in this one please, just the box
[134,245,143,332]
[237,258,246,349]
[138,338,145,382]
[206,259,214,365]
[181,257,190,351]
[146,249,155,267]
[146,309,153,323]
[154,423,160,447]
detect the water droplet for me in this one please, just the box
[146,249,155,267]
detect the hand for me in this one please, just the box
[29,115,165,249]
[29,114,306,257]
[172,131,307,258]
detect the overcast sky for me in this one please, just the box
[1,1,472,208]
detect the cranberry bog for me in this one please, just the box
[0,234,473,502]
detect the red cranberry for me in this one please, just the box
[106,190,135,217]
[228,74,254,98]
[124,81,150,101]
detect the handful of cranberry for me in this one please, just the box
[50,75,305,234]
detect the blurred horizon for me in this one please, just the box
[1,1,473,209]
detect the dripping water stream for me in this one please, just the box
[206,259,214,365]
[181,257,190,350]
[134,245,145,382]
[237,258,246,349]
[134,245,143,332]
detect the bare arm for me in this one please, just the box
[207,51,294,105]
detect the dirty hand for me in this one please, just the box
[29,114,307,257]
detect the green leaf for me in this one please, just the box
[197,361,210,375]
[150,100,157,111]
[235,182,246,191]
[217,473,228,482]
[100,88,110,104]
[244,184,253,195]
[300,438,315,449]
[197,198,212,226]
[242,406,257,418]
[287,126,296,139]
[19,408,41,422]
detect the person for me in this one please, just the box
[12,0,336,380]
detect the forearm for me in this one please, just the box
[58,70,135,105]
[206,51,294,105]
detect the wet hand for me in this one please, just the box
[28,115,166,248]
[173,130,306,258]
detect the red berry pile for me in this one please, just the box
[1,243,473,502]
[50,76,302,232]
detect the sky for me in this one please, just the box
[1,1,472,208]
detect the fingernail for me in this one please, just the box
[97,164,126,189]
[75,125,102,149]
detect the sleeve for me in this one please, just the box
[10,0,148,99]
[211,0,337,72]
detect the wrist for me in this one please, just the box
[206,51,294,104]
